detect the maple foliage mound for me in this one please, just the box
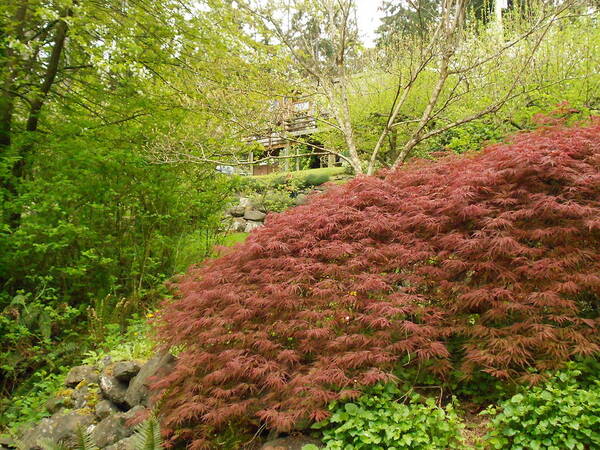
[155,123,600,448]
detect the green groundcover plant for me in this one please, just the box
[484,360,600,450]
[310,383,464,449]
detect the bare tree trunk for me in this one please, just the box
[327,81,363,174]
[390,0,466,168]
[393,55,451,166]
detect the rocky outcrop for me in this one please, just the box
[125,352,175,408]
[225,197,269,233]
[20,412,95,450]
[113,361,141,382]
[15,355,174,449]
[65,365,99,387]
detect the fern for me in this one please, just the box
[72,425,98,450]
[132,414,163,450]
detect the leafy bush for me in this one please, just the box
[0,132,234,397]
[81,313,155,366]
[431,120,505,154]
[155,123,600,448]
[0,292,83,397]
[250,190,297,213]
[312,383,464,449]
[0,368,66,431]
[484,360,600,450]
[303,172,331,187]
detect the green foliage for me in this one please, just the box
[244,167,347,191]
[0,368,66,431]
[250,190,297,213]
[81,314,155,366]
[0,314,153,432]
[72,426,98,450]
[484,360,600,450]
[312,383,465,449]
[0,290,83,397]
[0,130,234,393]
[237,167,348,214]
[220,232,249,247]
[132,414,163,450]
[304,172,331,187]
[431,120,505,155]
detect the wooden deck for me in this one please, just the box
[249,114,319,150]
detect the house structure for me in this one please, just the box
[246,96,338,175]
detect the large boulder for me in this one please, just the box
[231,217,247,233]
[227,205,246,217]
[244,209,266,221]
[92,412,136,448]
[21,411,95,449]
[113,361,141,382]
[65,365,99,387]
[95,399,120,420]
[99,374,129,407]
[44,395,70,414]
[244,220,263,233]
[239,197,253,208]
[126,352,175,407]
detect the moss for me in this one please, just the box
[57,388,74,398]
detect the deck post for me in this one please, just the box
[282,145,290,172]
[249,151,254,175]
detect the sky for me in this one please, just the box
[356,0,385,47]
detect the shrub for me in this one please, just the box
[155,123,600,448]
[303,172,331,187]
[250,190,296,213]
[312,383,464,449]
[484,359,600,449]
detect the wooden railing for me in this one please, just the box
[250,113,319,150]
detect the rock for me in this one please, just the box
[65,365,99,387]
[45,396,68,414]
[92,413,134,448]
[95,399,119,420]
[295,194,309,205]
[104,435,137,450]
[228,205,246,217]
[72,384,93,409]
[113,361,141,382]
[101,356,113,367]
[126,352,175,407]
[244,209,267,221]
[99,374,129,407]
[21,411,95,449]
[260,435,323,450]
[231,217,247,232]
[239,197,253,208]
[244,220,263,233]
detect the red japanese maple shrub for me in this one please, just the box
[154,123,600,448]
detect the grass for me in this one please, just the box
[221,232,249,247]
